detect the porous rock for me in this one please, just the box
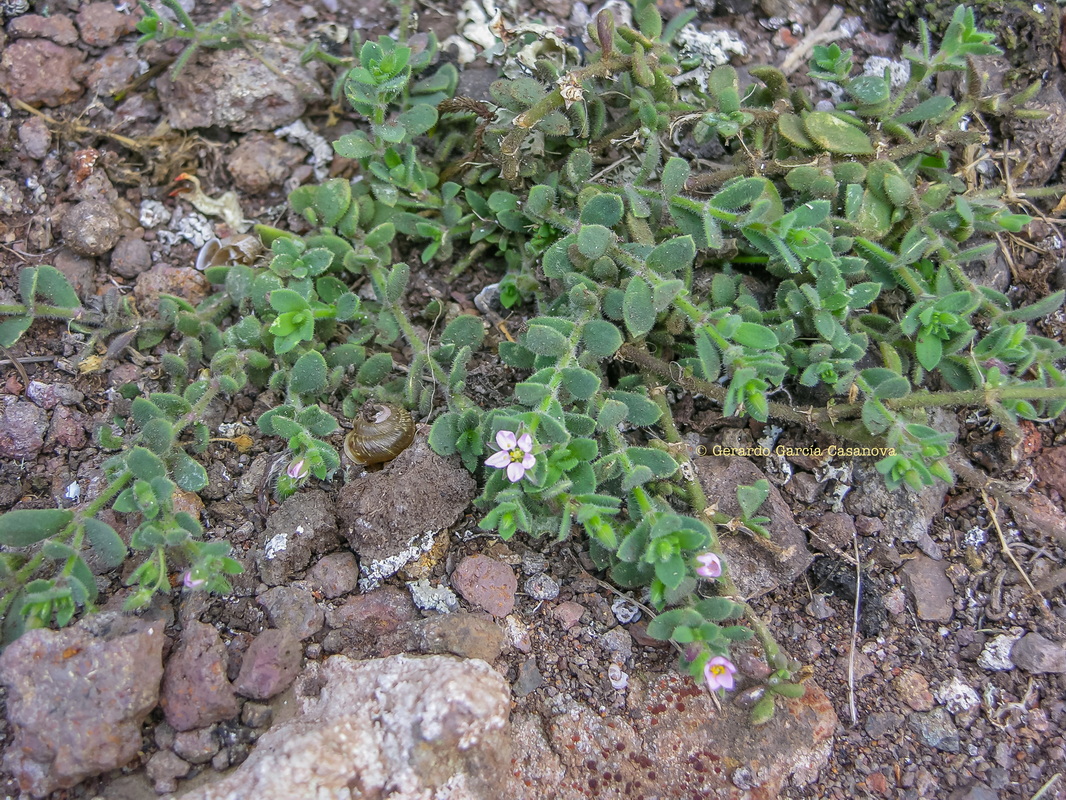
[335,436,475,589]
[410,612,507,662]
[0,39,85,107]
[227,132,308,194]
[61,199,122,257]
[324,586,418,657]
[450,554,518,617]
[0,398,48,459]
[507,672,837,797]
[155,8,323,132]
[0,614,164,798]
[693,455,813,599]
[181,654,512,800]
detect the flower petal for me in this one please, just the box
[506,461,526,482]
[496,429,517,449]
[520,452,536,469]
[516,433,533,452]
[485,451,511,468]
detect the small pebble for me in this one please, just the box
[524,573,560,601]
[61,199,122,256]
[610,597,641,624]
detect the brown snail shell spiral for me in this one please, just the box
[343,402,414,465]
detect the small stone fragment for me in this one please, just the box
[134,264,210,308]
[0,399,48,459]
[255,490,340,586]
[551,600,585,630]
[413,612,506,662]
[241,702,274,729]
[524,572,560,601]
[8,13,79,44]
[256,585,324,641]
[0,615,164,797]
[75,1,136,46]
[901,555,955,622]
[864,711,904,739]
[935,677,980,717]
[227,132,308,194]
[908,707,961,752]
[173,727,220,765]
[978,634,1020,672]
[109,236,153,279]
[408,578,459,613]
[147,750,191,794]
[18,116,51,159]
[235,628,302,700]
[513,657,543,697]
[1010,632,1066,674]
[893,668,934,711]
[61,199,122,256]
[305,551,359,599]
[451,554,518,617]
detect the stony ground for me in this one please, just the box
[0,0,1065,797]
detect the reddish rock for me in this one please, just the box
[160,621,240,732]
[1035,446,1066,498]
[893,668,934,711]
[324,586,417,657]
[76,2,137,46]
[0,39,85,107]
[0,614,165,797]
[550,600,585,630]
[109,236,153,279]
[50,405,88,449]
[451,554,518,617]
[8,13,79,44]
[51,248,95,300]
[256,585,324,641]
[305,551,359,599]
[235,628,302,700]
[77,44,140,96]
[0,399,48,459]
[134,264,210,308]
[227,133,308,194]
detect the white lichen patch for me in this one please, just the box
[674,26,748,92]
[359,530,439,592]
[264,532,288,559]
[408,578,459,613]
[139,199,172,229]
[275,120,333,183]
[157,211,214,249]
[935,677,980,714]
[863,56,911,88]
[978,633,1020,671]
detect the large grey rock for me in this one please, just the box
[155,7,323,132]
[0,614,164,798]
[181,654,512,800]
[694,456,813,599]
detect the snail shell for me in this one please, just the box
[344,402,414,465]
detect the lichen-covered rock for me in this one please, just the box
[182,654,512,800]
[0,614,165,798]
[336,436,475,591]
[155,8,323,132]
[255,490,340,586]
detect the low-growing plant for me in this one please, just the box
[1,1,1064,722]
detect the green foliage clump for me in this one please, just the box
[1,1,1064,722]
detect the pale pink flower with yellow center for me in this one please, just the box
[485,429,536,482]
[704,656,737,692]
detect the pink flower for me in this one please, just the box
[287,459,308,480]
[183,571,206,590]
[704,656,737,692]
[696,552,722,579]
[484,429,536,482]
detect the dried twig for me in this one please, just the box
[780,6,846,76]
[981,489,1052,619]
